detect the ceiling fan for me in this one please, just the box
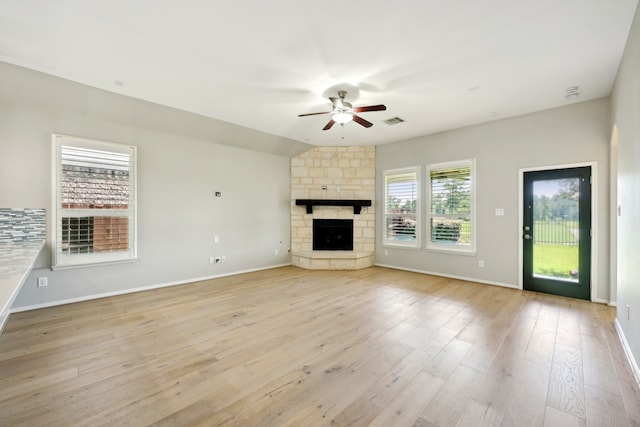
[298,90,386,131]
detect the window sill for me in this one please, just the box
[51,257,137,270]
[426,246,476,256]
[383,241,421,250]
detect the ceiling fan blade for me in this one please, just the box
[329,97,344,109]
[352,115,373,128]
[353,104,386,113]
[298,111,331,117]
[322,119,336,131]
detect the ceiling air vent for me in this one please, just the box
[384,117,405,125]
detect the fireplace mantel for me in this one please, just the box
[295,199,372,214]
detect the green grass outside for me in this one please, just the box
[460,220,471,243]
[459,220,578,279]
[533,244,578,279]
[534,220,578,244]
[532,220,579,279]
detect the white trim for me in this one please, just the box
[375,263,518,290]
[382,166,421,249]
[609,125,619,305]
[591,163,599,302]
[614,318,640,387]
[51,257,136,271]
[425,247,477,256]
[426,158,476,255]
[10,263,292,314]
[51,133,138,268]
[382,242,422,250]
[517,161,598,301]
[375,263,612,303]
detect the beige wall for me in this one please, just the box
[611,3,640,380]
[376,98,611,301]
[0,61,305,310]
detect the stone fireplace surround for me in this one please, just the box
[290,146,375,270]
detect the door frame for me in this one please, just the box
[518,161,598,301]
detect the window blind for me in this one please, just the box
[430,166,471,215]
[61,146,131,209]
[428,161,474,251]
[53,135,136,268]
[383,168,419,246]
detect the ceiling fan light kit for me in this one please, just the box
[298,90,386,131]
[332,112,353,124]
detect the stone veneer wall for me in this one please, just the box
[290,146,375,269]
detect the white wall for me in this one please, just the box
[611,4,640,377]
[376,98,611,302]
[0,62,310,310]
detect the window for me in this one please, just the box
[383,167,420,248]
[52,134,137,268]
[427,159,475,254]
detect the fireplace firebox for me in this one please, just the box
[313,219,353,251]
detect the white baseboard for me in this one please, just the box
[374,264,615,305]
[374,263,519,290]
[614,318,640,386]
[10,263,292,314]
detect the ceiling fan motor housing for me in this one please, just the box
[298,90,385,130]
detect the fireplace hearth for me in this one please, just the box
[313,219,353,251]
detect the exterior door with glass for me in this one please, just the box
[522,167,591,300]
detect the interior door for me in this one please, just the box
[523,167,591,300]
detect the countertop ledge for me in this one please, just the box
[0,241,45,331]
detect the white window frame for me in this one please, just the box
[382,166,420,249]
[426,159,476,255]
[52,134,137,269]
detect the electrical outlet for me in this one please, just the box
[209,257,215,264]
[221,256,226,262]
[478,260,485,268]
[37,277,48,287]
[214,235,219,243]
[274,249,278,256]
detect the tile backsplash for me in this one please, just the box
[0,208,46,243]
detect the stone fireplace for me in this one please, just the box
[290,146,375,270]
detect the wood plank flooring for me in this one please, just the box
[0,266,638,426]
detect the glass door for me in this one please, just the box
[523,167,591,300]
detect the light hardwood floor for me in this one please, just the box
[0,266,639,426]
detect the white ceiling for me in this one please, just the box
[0,0,637,146]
